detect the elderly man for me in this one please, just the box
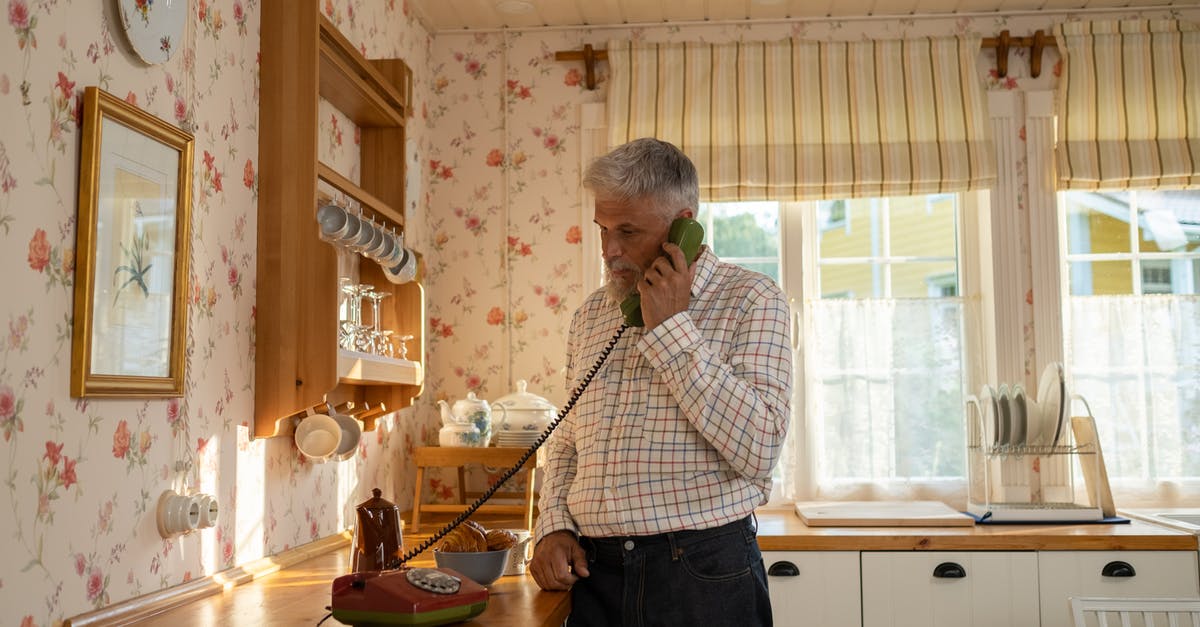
[530,138,792,626]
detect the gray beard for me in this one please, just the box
[603,267,641,305]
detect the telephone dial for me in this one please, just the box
[330,218,704,626]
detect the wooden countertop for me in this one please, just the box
[754,507,1199,551]
[131,508,1196,626]
[134,547,569,627]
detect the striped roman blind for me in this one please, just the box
[605,37,995,202]
[1054,20,1200,190]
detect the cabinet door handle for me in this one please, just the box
[932,562,966,578]
[1101,560,1136,578]
[767,561,800,577]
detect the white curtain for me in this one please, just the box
[1068,294,1200,507]
[778,298,968,504]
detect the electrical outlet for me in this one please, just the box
[156,490,200,538]
[197,494,219,529]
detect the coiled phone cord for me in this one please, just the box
[394,324,629,567]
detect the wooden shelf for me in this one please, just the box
[255,1,421,439]
[337,349,422,386]
[317,161,404,229]
[318,15,409,127]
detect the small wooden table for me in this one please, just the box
[411,446,538,532]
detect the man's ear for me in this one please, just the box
[675,209,695,220]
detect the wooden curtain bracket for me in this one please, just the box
[1030,29,1049,79]
[554,44,608,90]
[981,29,1058,79]
[996,30,1011,79]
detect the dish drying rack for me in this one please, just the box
[966,394,1107,522]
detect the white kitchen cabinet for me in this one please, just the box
[1037,550,1200,627]
[860,552,1041,627]
[764,551,861,627]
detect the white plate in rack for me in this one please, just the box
[997,384,1013,446]
[1009,384,1028,447]
[979,384,1000,447]
[1037,362,1066,447]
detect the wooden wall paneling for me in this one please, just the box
[256,1,338,437]
[360,126,407,223]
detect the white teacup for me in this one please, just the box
[316,204,348,237]
[502,529,534,576]
[330,212,363,245]
[339,215,369,249]
[295,410,342,461]
[365,230,396,261]
[382,248,417,284]
[331,412,362,461]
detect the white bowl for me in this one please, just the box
[434,548,511,586]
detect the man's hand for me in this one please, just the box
[638,242,698,330]
[529,530,589,591]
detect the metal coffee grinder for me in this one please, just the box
[352,488,403,572]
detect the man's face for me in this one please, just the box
[594,194,672,303]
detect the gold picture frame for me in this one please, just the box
[71,86,193,397]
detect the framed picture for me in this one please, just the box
[71,86,193,397]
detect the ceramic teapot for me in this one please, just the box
[437,392,504,447]
[437,421,482,447]
[492,380,557,435]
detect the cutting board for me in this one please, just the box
[1071,416,1117,518]
[795,501,974,527]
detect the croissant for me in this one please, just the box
[485,529,518,551]
[438,526,482,552]
[464,523,488,551]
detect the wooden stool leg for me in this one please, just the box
[412,466,425,532]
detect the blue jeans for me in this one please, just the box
[568,516,773,627]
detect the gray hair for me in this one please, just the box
[583,138,699,221]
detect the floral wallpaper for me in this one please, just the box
[0,0,431,624]
[2,0,1197,624]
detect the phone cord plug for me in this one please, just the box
[394,324,630,567]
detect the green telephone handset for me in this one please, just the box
[619,217,705,327]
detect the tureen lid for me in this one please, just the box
[493,380,556,412]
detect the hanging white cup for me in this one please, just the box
[295,408,342,462]
[382,247,417,284]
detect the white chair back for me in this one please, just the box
[1071,597,1200,627]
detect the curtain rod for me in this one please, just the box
[555,30,1057,90]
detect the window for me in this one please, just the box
[1061,190,1200,484]
[819,199,847,232]
[694,202,781,284]
[700,193,970,497]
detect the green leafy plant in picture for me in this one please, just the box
[113,231,153,303]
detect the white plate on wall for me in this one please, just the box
[117,0,187,65]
